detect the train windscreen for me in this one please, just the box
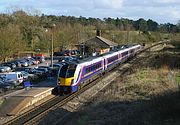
[59,65,68,78]
[59,64,76,78]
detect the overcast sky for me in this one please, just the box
[0,0,179,24]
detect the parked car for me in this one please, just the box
[11,60,22,67]
[0,72,24,85]
[33,68,49,75]
[58,56,78,62]
[19,60,29,67]
[54,50,80,56]
[38,66,51,71]
[33,56,45,63]
[14,67,34,74]
[21,71,29,80]
[1,62,16,69]
[0,66,11,72]
[0,77,4,84]
[49,63,64,69]
[24,58,38,65]
[33,54,45,63]
[27,60,34,66]
[0,67,6,73]
[0,76,15,90]
[53,52,64,56]
[0,81,15,90]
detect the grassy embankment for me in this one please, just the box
[65,41,180,125]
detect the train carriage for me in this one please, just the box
[103,51,119,70]
[58,44,142,94]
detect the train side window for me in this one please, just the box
[93,65,96,70]
[95,65,98,69]
[86,67,91,73]
[122,51,128,57]
[86,68,89,73]
[108,55,118,63]
[90,66,93,72]
[86,62,102,74]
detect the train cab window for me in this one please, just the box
[66,64,77,78]
[59,64,77,78]
[66,68,76,78]
[59,65,68,78]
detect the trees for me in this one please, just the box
[147,19,158,31]
[0,9,179,62]
[0,24,26,62]
[139,18,148,33]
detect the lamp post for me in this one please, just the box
[51,31,54,68]
[45,24,56,68]
[51,24,56,68]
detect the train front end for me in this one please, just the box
[58,62,77,94]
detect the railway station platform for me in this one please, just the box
[0,80,57,116]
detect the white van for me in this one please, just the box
[0,72,23,85]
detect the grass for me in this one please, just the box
[175,73,180,84]
[0,98,5,106]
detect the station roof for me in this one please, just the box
[80,36,118,49]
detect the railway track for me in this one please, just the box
[4,68,108,125]
[4,40,170,125]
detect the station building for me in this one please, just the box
[77,30,118,56]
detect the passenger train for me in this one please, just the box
[57,44,142,94]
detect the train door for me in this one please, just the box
[103,57,107,70]
[119,53,122,63]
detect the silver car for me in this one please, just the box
[0,66,11,72]
[19,60,29,67]
[33,68,48,75]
